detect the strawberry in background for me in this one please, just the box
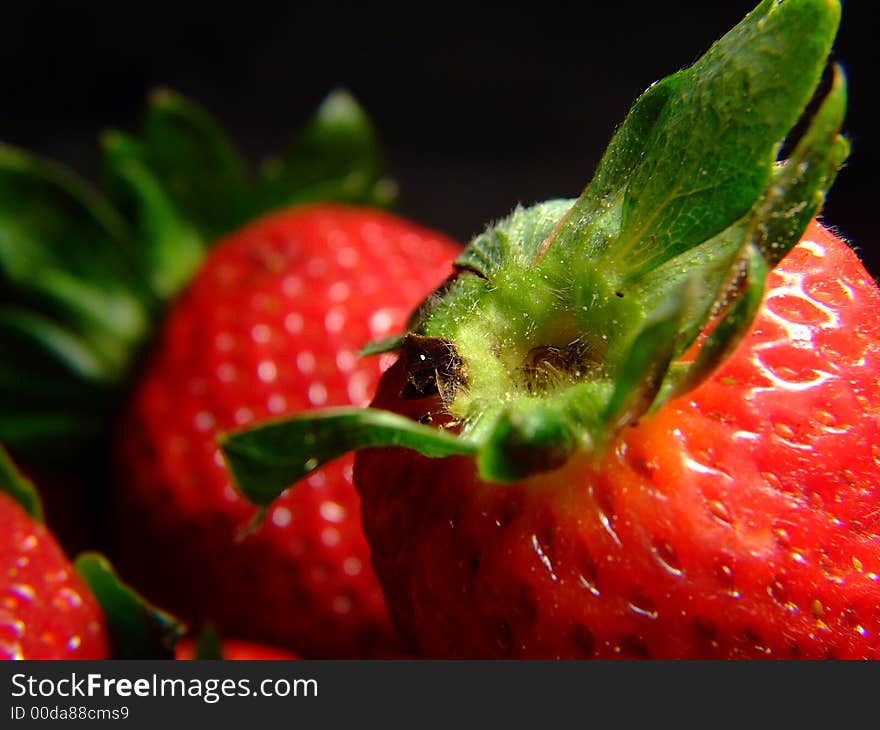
[0,446,181,660]
[0,90,459,657]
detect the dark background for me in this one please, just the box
[1,1,877,277]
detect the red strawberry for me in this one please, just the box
[0,449,183,660]
[0,485,109,659]
[0,90,457,657]
[224,1,880,658]
[116,204,458,657]
[355,221,880,659]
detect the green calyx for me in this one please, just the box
[0,443,43,521]
[0,89,393,461]
[224,0,847,503]
[75,552,185,659]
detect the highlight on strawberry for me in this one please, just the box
[224,0,880,658]
[0,88,460,657]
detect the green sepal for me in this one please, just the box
[0,145,150,455]
[359,333,407,357]
[599,279,694,435]
[658,243,768,405]
[259,89,395,213]
[0,443,43,521]
[126,88,250,241]
[102,130,204,300]
[547,0,841,279]
[0,144,151,371]
[75,552,185,660]
[747,63,849,267]
[193,624,225,660]
[220,407,478,508]
[476,403,579,483]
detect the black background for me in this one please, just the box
[1,1,877,277]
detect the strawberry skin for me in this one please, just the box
[356,223,880,659]
[116,203,458,658]
[0,492,109,659]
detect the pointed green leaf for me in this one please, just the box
[658,243,768,406]
[137,88,250,239]
[258,89,394,212]
[103,130,205,300]
[600,279,694,434]
[221,407,477,508]
[194,625,225,660]
[0,145,151,456]
[747,64,849,267]
[75,552,185,660]
[0,444,43,521]
[0,144,150,353]
[547,0,841,280]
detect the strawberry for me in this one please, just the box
[0,462,109,660]
[116,204,458,657]
[0,448,180,660]
[0,90,457,657]
[225,0,880,658]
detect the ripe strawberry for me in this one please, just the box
[354,221,880,659]
[117,204,458,657]
[0,491,109,660]
[225,0,880,658]
[0,448,183,660]
[0,90,457,657]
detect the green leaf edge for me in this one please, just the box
[75,552,185,660]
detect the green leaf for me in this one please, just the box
[102,130,205,300]
[0,145,152,456]
[221,407,477,508]
[136,88,250,239]
[258,89,395,212]
[75,552,185,660]
[0,444,43,521]
[0,145,151,364]
[600,280,693,434]
[548,0,841,280]
[746,63,849,267]
[658,243,768,405]
[194,625,225,660]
